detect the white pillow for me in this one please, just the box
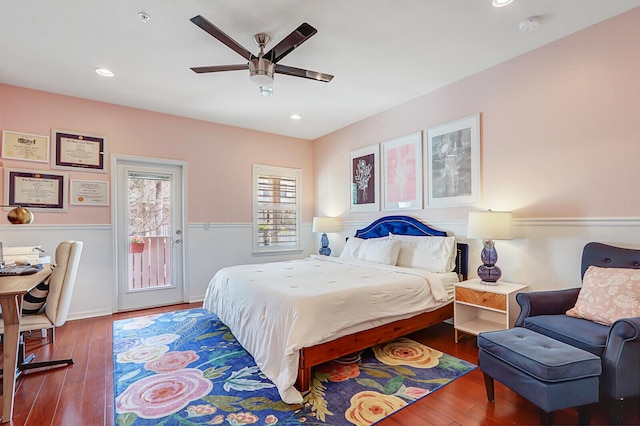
[359,238,401,265]
[390,233,456,273]
[340,236,389,259]
[340,237,366,259]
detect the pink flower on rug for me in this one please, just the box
[146,350,199,373]
[116,368,213,419]
[402,386,430,400]
[345,391,406,426]
[316,361,360,382]
[226,411,259,425]
[117,344,170,364]
[372,337,443,368]
[186,404,217,417]
[264,414,279,424]
[145,333,180,345]
[206,414,225,424]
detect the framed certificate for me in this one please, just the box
[1,130,50,163]
[70,179,109,206]
[4,168,68,212]
[51,129,107,173]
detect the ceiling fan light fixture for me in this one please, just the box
[249,58,274,86]
[259,86,273,97]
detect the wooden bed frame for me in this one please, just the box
[295,215,468,391]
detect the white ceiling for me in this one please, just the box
[2,1,639,140]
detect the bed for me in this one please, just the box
[203,215,468,403]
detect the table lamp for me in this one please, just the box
[467,210,512,285]
[3,206,35,224]
[312,217,341,256]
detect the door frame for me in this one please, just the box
[111,154,189,312]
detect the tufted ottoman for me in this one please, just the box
[478,327,601,425]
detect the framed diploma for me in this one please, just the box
[1,130,50,163]
[4,168,68,212]
[70,179,109,206]
[51,129,107,173]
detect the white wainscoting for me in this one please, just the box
[1,218,637,320]
[333,218,640,291]
[0,222,315,320]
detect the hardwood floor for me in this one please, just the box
[2,303,638,425]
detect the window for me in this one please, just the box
[253,164,302,253]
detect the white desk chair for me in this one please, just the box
[0,240,83,373]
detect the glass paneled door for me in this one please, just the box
[113,156,186,311]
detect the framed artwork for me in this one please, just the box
[70,179,109,206]
[51,129,107,173]
[350,144,380,212]
[1,130,50,163]
[425,113,481,207]
[4,168,68,212]
[382,132,423,211]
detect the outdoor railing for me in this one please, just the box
[129,236,172,290]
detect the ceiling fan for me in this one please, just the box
[190,15,334,96]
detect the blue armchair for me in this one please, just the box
[515,242,640,424]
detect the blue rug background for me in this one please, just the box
[113,308,476,425]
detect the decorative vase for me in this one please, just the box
[477,240,501,284]
[130,242,145,253]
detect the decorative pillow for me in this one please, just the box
[566,266,640,326]
[359,238,401,265]
[390,233,456,273]
[22,276,51,315]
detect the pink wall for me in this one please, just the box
[0,85,314,224]
[313,8,640,221]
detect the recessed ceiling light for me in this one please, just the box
[94,68,114,77]
[492,0,514,7]
[290,114,302,120]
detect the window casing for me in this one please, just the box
[253,164,302,253]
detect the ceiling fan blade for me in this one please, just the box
[191,64,248,74]
[190,15,254,61]
[264,23,317,64]
[275,64,334,82]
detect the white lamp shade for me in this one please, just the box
[312,217,342,233]
[467,211,513,240]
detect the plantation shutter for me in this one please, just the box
[253,165,301,252]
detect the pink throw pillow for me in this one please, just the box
[566,266,640,325]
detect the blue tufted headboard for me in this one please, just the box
[353,215,468,280]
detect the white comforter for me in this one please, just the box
[202,255,456,403]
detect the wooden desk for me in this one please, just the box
[0,265,52,423]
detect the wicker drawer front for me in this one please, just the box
[456,287,506,311]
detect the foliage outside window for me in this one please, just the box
[253,164,301,253]
[128,174,171,238]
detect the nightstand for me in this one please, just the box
[454,278,527,343]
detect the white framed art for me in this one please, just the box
[349,144,380,212]
[426,113,481,207]
[382,132,422,211]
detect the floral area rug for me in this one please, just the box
[113,308,476,425]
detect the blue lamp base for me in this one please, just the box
[319,232,331,256]
[478,239,501,285]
